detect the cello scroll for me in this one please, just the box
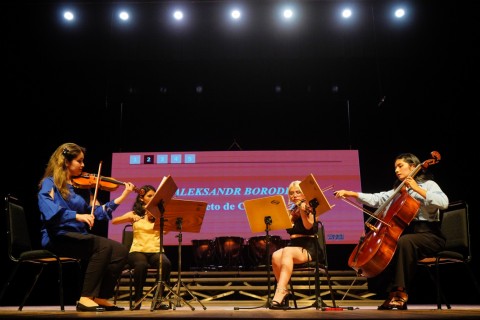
[421,151,440,170]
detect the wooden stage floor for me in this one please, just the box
[1,301,480,319]
[2,270,479,319]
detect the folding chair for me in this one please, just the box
[0,195,80,311]
[417,200,480,309]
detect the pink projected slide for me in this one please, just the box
[108,150,364,246]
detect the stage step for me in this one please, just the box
[115,270,377,304]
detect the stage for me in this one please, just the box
[1,302,480,319]
[2,269,480,319]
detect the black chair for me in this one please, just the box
[288,221,337,309]
[417,200,480,309]
[0,195,80,311]
[113,224,158,310]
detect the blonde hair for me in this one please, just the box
[38,142,86,200]
[288,180,302,192]
[287,180,303,207]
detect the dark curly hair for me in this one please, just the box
[132,185,156,217]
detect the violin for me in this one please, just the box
[72,172,144,194]
[290,200,309,221]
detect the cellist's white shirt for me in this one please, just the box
[356,180,449,222]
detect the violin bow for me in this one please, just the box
[89,161,103,229]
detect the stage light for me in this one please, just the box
[283,9,293,19]
[331,84,340,94]
[394,8,406,18]
[276,3,301,27]
[225,5,247,27]
[342,8,352,19]
[231,9,241,20]
[63,11,74,21]
[119,11,129,21]
[173,10,184,21]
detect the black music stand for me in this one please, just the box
[162,199,207,310]
[299,173,349,311]
[234,195,291,310]
[137,175,182,312]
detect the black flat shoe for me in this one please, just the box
[76,302,105,312]
[103,305,125,311]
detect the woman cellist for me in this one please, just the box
[334,153,449,310]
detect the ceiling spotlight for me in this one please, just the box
[394,8,406,18]
[173,10,184,20]
[283,9,293,19]
[342,8,352,19]
[231,9,241,20]
[119,11,129,21]
[63,11,74,21]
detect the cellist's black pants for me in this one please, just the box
[385,221,446,292]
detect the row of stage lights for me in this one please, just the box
[61,4,408,25]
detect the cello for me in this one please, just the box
[346,151,441,278]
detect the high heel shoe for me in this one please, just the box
[377,290,408,310]
[269,288,290,310]
[270,300,290,310]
